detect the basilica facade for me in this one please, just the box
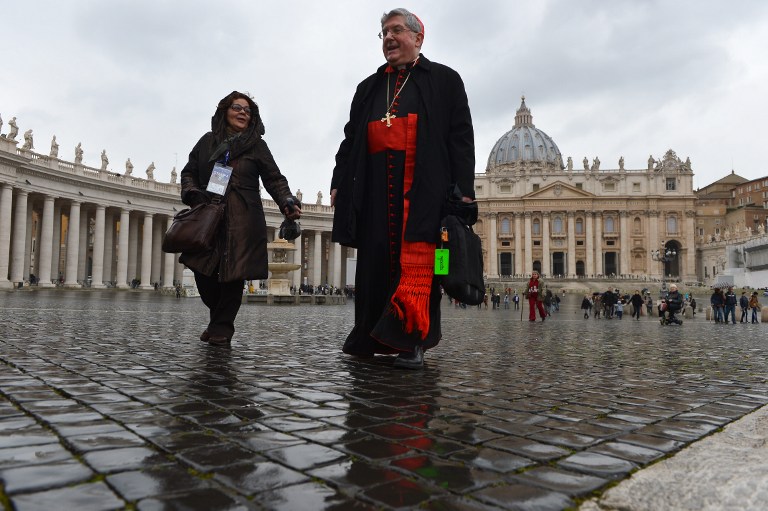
[473,98,698,284]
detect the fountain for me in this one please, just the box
[266,238,301,301]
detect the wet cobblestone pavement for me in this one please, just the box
[1,289,767,510]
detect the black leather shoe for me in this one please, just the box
[200,330,210,342]
[393,346,424,370]
[207,335,230,346]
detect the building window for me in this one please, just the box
[553,217,563,234]
[632,182,641,192]
[533,218,541,235]
[604,217,615,233]
[667,216,678,234]
[607,240,615,246]
[500,184,511,193]
[533,240,541,246]
[576,183,583,190]
[633,217,642,233]
[575,218,584,234]
[532,184,540,192]
[501,241,510,247]
[475,185,483,194]
[501,218,511,234]
[603,182,616,192]
[576,240,584,246]
[666,178,676,191]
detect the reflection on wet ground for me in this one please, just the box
[1,290,767,509]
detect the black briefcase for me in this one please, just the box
[439,214,485,305]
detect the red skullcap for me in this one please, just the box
[413,13,424,35]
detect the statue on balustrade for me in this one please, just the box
[7,117,18,141]
[22,129,34,150]
[619,156,624,170]
[100,150,109,170]
[125,158,133,175]
[296,189,303,203]
[566,156,573,171]
[591,156,600,171]
[0,113,3,136]
[49,135,59,157]
[75,142,83,164]
[583,156,589,171]
[648,154,655,170]
[146,162,155,180]
[316,190,323,205]
[170,166,177,184]
[758,223,765,235]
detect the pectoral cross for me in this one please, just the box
[381,111,396,128]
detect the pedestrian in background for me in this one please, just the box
[749,292,761,324]
[724,287,737,324]
[710,288,725,323]
[631,289,644,320]
[580,295,592,319]
[739,291,749,323]
[526,271,547,321]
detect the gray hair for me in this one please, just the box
[381,8,423,34]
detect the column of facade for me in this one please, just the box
[567,212,576,277]
[488,213,498,278]
[619,211,630,276]
[151,219,163,285]
[102,211,115,284]
[9,190,29,285]
[541,213,551,277]
[63,201,81,287]
[514,213,523,276]
[593,212,603,276]
[51,202,62,282]
[524,212,532,275]
[292,234,302,289]
[116,209,131,288]
[685,210,696,281]
[37,196,55,287]
[140,213,154,289]
[163,216,176,288]
[0,184,12,289]
[24,200,34,282]
[585,212,594,277]
[332,242,342,288]
[312,231,323,286]
[77,209,89,282]
[31,202,41,280]
[127,214,139,284]
[90,205,106,287]
[648,210,659,278]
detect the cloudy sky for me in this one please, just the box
[3,0,767,202]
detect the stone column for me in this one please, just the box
[292,233,303,289]
[648,210,659,278]
[116,209,131,288]
[9,190,29,285]
[488,213,498,278]
[620,211,630,276]
[162,216,176,288]
[585,212,594,277]
[24,202,34,282]
[77,208,89,283]
[542,213,551,277]
[312,231,323,286]
[514,213,523,276]
[51,202,62,283]
[332,242,342,288]
[567,212,576,277]
[685,210,696,281]
[140,213,153,289]
[91,205,106,288]
[37,196,55,287]
[151,219,163,285]
[0,184,12,289]
[524,212,532,275]
[127,214,139,285]
[103,210,115,284]
[594,212,603,276]
[63,201,81,287]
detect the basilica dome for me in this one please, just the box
[486,97,564,172]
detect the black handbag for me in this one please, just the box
[439,214,485,305]
[161,201,225,254]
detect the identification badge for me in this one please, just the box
[206,163,233,195]
[435,249,449,275]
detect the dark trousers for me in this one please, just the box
[194,272,243,339]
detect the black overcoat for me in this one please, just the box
[330,54,475,247]
[178,132,294,282]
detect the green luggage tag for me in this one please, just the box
[435,249,449,275]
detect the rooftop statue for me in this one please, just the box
[619,156,624,170]
[75,143,83,164]
[7,117,18,140]
[566,156,573,171]
[583,156,589,171]
[100,150,109,170]
[648,155,654,170]
[49,135,59,157]
[591,156,600,171]
[0,113,3,135]
[22,129,34,150]
[316,190,323,205]
[170,166,177,184]
[146,162,155,181]
[125,158,133,176]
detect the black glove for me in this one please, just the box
[184,189,210,207]
[283,196,302,215]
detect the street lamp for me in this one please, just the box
[650,242,677,298]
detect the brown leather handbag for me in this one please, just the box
[161,201,225,254]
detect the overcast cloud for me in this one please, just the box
[2,0,767,201]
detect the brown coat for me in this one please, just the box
[178,131,294,282]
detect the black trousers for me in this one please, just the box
[194,272,243,339]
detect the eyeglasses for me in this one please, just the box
[230,104,251,116]
[378,25,413,39]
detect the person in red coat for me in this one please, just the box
[526,271,547,321]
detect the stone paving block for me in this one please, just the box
[177,443,263,472]
[362,477,444,508]
[254,480,378,510]
[0,459,93,494]
[335,436,411,460]
[0,443,73,469]
[65,429,146,453]
[106,466,211,501]
[557,451,637,479]
[471,483,573,511]
[586,441,666,464]
[213,461,309,494]
[0,429,59,449]
[136,488,251,511]
[82,446,171,473]
[510,466,608,496]
[10,481,125,511]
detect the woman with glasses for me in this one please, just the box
[179,91,301,345]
